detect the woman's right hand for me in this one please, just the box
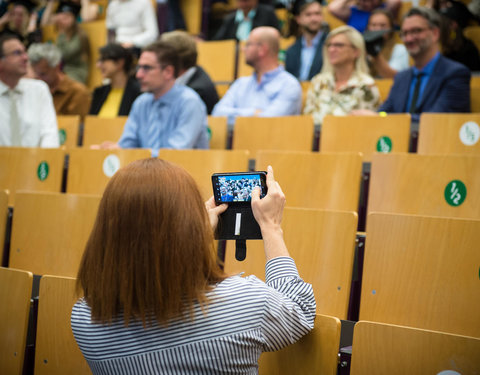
[251,165,285,232]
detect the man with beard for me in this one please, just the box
[285,0,327,81]
[353,7,470,122]
[212,26,302,127]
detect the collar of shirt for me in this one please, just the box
[0,79,21,96]
[151,83,182,107]
[235,8,256,22]
[301,31,323,49]
[176,66,197,86]
[324,71,373,92]
[253,65,285,86]
[412,51,440,77]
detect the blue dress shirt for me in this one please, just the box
[299,32,323,81]
[118,84,209,157]
[235,8,256,41]
[211,66,302,127]
[405,52,441,113]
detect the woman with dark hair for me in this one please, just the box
[71,161,315,374]
[89,43,140,117]
[365,8,409,78]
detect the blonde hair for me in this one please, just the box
[321,25,369,75]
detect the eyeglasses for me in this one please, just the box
[400,27,429,39]
[326,42,354,49]
[135,64,162,73]
[1,49,27,59]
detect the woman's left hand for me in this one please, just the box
[205,196,227,231]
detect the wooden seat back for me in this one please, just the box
[321,114,411,162]
[82,115,128,146]
[360,213,480,337]
[9,192,100,277]
[224,208,358,319]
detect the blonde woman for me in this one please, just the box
[303,25,380,125]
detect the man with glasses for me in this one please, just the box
[99,40,209,156]
[211,26,302,128]
[0,34,59,147]
[353,7,470,122]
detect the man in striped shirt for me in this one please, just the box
[71,161,316,374]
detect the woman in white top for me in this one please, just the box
[365,8,409,78]
[304,25,380,125]
[71,160,316,374]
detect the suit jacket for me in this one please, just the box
[89,77,141,116]
[186,66,219,114]
[379,55,471,122]
[285,32,327,81]
[213,4,280,40]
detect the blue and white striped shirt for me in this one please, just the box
[71,256,316,374]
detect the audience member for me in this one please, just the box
[72,161,315,373]
[213,0,280,41]
[439,0,480,71]
[97,41,209,156]
[285,0,328,81]
[41,1,90,84]
[161,30,219,114]
[212,26,302,127]
[303,25,380,125]
[0,0,41,46]
[0,34,59,147]
[353,7,471,122]
[365,8,409,78]
[89,43,140,117]
[328,0,401,32]
[28,42,90,119]
[106,0,159,54]
[41,0,101,24]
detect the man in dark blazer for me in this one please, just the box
[285,0,327,81]
[162,31,219,114]
[353,7,470,122]
[213,0,280,41]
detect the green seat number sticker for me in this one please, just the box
[444,180,466,206]
[376,136,392,153]
[59,129,66,145]
[37,161,49,181]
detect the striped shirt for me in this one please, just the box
[71,257,316,374]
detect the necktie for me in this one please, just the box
[409,72,424,114]
[9,89,22,146]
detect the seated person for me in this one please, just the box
[285,0,328,81]
[97,41,209,156]
[72,161,316,373]
[0,0,41,47]
[365,8,409,78]
[303,25,380,125]
[106,0,158,53]
[353,7,471,122]
[28,43,91,119]
[161,30,219,114]
[0,34,59,147]
[89,43,141,117]
[328,0,401,33]
[42,1,90,84]
[212,26,302,127]
[213,0,280,41]
[439,0,480,72]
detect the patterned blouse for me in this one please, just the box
[303,71,380,125]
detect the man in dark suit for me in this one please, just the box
[285,0,328,81]
[162,30,219,114]
[353,7,470,122]
[213,0,280,41]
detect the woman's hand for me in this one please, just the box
[205,196,227,231]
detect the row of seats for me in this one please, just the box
[58,112,480,158]
[2,208,479,374]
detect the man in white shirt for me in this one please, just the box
[0,34,59,147]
